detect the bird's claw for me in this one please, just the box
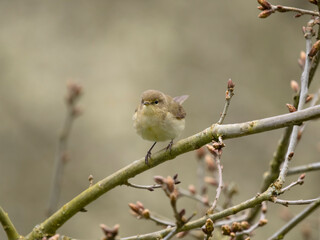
[165,140,174,153]
[145,151,151,166]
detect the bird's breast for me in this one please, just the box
[133,109,185,142]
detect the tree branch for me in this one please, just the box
[273,197,320,207]
[26,105,320,239]
[287,162,320,175]
[268,197,320,240]
[0,206,21,240]
[275,23,313,189]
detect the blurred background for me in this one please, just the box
[0,0,319,239]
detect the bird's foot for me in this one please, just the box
[145,151,152,165]
[165,140,174,153]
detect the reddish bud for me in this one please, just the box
[128,203,139,213]
[227,79,235,89]
[299,173,306,180]
[136,201,144,209]
[258,9,273,18]
[205,177,218,186]
[308,40,320,58]
[166,176,175,193]
[298,51,306,69]
[297,130,303,141]
[305,94,313,103]
[205,154,216,171]
[196,147,206,159]
[290,80,299,93]
[286,104,297,113]
[188,184,196,195]
[259,219,268,226]
[257,0,271,9]
[154,176,165,184]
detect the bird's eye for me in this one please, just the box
[154,100,159,104]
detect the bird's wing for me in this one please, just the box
[173,95,189,105]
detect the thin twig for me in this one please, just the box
[268,197,320,240]
[275,22,313,188]
[178,188,210,207]
[0,207,20,240]
[163,227,177,240]
[47,82,82,216]
[217,79,235,125]
[287,162,320,175]
[214,213,248,227]
[125,181,161,191]
[207,145,223,214]
[149,215,175,227]
[273,197,320,207]
[272,5,320,17]
[278,174,305,195]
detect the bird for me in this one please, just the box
[133,90,188,165]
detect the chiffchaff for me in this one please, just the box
[133,90,188,165]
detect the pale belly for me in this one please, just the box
[133,111,185,142]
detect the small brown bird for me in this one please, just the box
[133,90,188,165]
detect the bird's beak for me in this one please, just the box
[143,101,150,106]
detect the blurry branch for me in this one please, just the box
[278,173,305,195]
[0,207,21,240]
[287,162,320,175]
[275,20,313,189]
[178,187,210,207]
[26,105,320,239]
[206,142,224,214]
[272,197,320,207]
[257,0,320,18]
[125,182,161,191]
[217,79,235,125]
[268,197,320,240]
[47,82,82,216]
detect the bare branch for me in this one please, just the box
[0,206,20,240]
[206,143,224,214]
[47,82,82,216]
[125,181,161,191]
[268,197,320,239]
[275,21,313,189]
[287,162,320,175]
[272,197,320,207]
[279,174,305,194]
[217,79,235,125]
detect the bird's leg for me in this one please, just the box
[165,140,174,153]
[145,142,157,165]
